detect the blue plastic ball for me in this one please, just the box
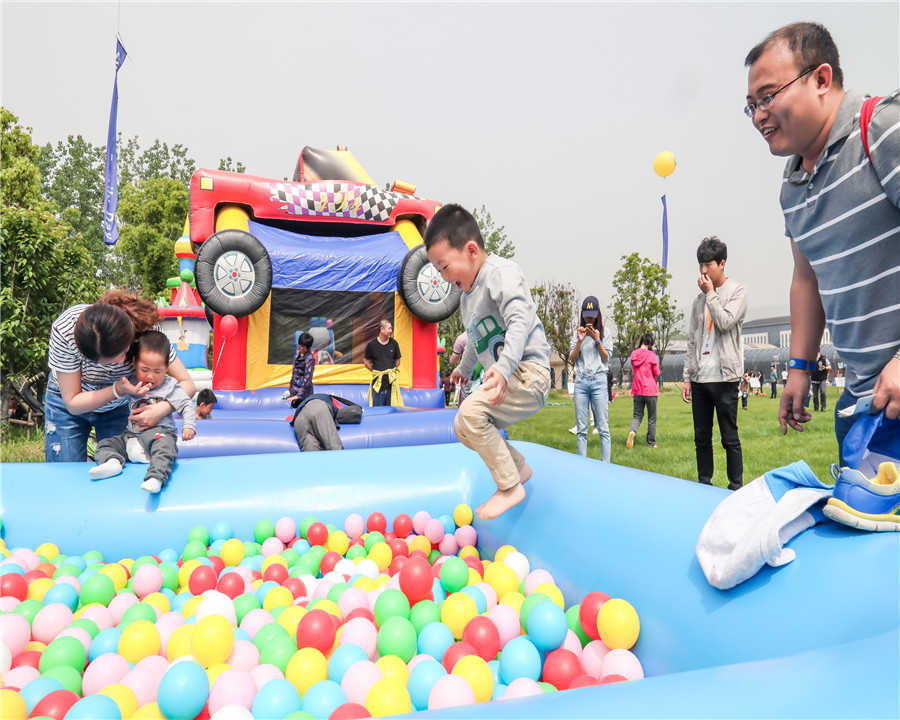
[158,659,209,720]
[499,636,543,684]
[327,643,369,684]
[417,621,455,661]
[88,627,123,662]
[19,676,63,715]
[251,678,302,718]
[460,585,487,614]
[64,693,123,719]
[408,657,447,710]
[438,514,456,534]
[300,679,346,718]
[42,582,79,611]
[210,521,234,542]
[526,599,568,652]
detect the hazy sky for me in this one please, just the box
[3,1,898,324]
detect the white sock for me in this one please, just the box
[126,437,150,463]
[90,458,123,479]
[141,477,163,494]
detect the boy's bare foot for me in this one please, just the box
[476,483,526,520]
[519,464,532,485]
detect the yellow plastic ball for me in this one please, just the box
[408,535,432,556]
[493,545,517,563]
[35,542,60,561]
[99,683,139,720]
[263,586,294,612]
[453,504,473,527]
[261,555,288,573]
[367,542,393,572]
[166,624,195,661]
[466,567,482,585]
[596,598,640,649]
[533,582,564,610]
[206,661,232,685]
[191,613,235,668]
[365,677,412,717]
[486,565,519,600]
[277,605,307,638]
[119,557,135,573]
[354,576,376,593]
[180,594,204,619]
[142,592,171,615]
[133,701,165,718]
[441,592,478,640]
[25,641,47,653]
[286,646,328,697]
[452,654,494,703]
[314,599,342,620]
[653,150,677,178]
[220,538,245,567]
[178,560,202,590]
[458,546,480,560]
[26,577,54,602]
[250,578,264,591]
[374,574,391,588]
[499,591,526,614]
[0,688,27,719]
[327,530,350,556]
[376,654,409,685]
[99,563,129,590]
[118,619,161,664]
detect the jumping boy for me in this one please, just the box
[89,331,196,493]
[425,204,551,519]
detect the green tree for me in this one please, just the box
[609,253,683,380]
[1,108,101,422]
[218,157,246,173]
[531,280,578,376]
[119,136,195,187]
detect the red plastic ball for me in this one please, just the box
[282,577,307,599]
[367,512,387,534]
[388,538,409,560]
[208,555,225,576]
[461,616,501,662]
[600,673,627,684]
[388,556,408,577]
[320,551,342,576]
[30,688,80,720]
[297,608,337,654]
[24,568,50,583]
[569,674,600,689]
[441,641,477,673]
[542,648,582,690]
[462,555,484,577]
[399,556,433,606]
[579,591,611,641]
[431,556,448,579]
[263,563,289,585]
[344,607,375,624]
[392,514,413,539]
[216,572,245,600]
[12,649,41,671]
[0,572,28,601]
[348,537,365,548]
[188,565,218,595]
[306,522,329,547]
[409,549,429,562]
[329,702,372,719]
[383,531,397,544]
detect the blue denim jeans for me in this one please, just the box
[371,382,392,407]
[44,380,130,462]
[575,374,610,461]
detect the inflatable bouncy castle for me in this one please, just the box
[189,147,459,404]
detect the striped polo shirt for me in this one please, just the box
[780,89,900,396]
[48,304,175,411]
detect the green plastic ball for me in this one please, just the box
[376,616,417,663]
[374,588,411,627]
[409,599,441,634]
[439,556,469,594]
[80,573,116,607]
[254,519,275,545]
[39,636,87,673]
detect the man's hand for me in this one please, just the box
[779,371,812,433]
[130,401,173,430]
[681,381,692,403]
[872,356,900,419]
[182,427,195,441]
[481,367,507,406]
[450,368,467,386]
[698,272,714,294]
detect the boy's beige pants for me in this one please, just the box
[454,362,551,490]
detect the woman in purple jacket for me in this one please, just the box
[627,334,661,449]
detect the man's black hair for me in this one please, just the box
[697,236,728,264]
[745,22,843,89]
[423,203,484,251]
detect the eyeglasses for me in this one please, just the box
[744,66,816,118]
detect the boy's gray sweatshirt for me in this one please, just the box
[126,375,196,434]
[458,254,551,382]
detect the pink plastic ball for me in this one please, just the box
[437,534,459,557]
[3,665,40,691]
[427,673,476,710]
[56,575,82,593]
[133,564,164,598]
[473,582,497,611]
[502,676,543,699]
[32,603,74,644]
[2,612,31,657]
[227,640,261,671]
[601,648,644,681]
[123,666,161,706]
[79,604,114,632]
[454,525,477,548]
[0,596,21,612]
[135,653,170,679]
[55,627,93,656]
[274,517,297,543]
[209,667,258,715]
[345,514,366,539]
[250,662,284,690]
[239,608,275,640]
[339,618,378,660]
[337,587,368,618]
[261,537,285,557]
[341,660,384,705]
[82,651,130,695]
[524,569,555,596]
[412,511,431,536]
[486,603,522,648]
[108,592,139,624]
[561,629,583,657]
[423,519,445,544]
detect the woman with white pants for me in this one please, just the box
[569,296,612,461]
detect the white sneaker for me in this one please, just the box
[593,427,599,435]
[126,437,150,463]
[89,458,123,479]
[568,426,577,435]
[141,477,163,494]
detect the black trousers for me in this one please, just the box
[691,381,743,490]
[811,380,827,411]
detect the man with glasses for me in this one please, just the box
[744,22,899,462]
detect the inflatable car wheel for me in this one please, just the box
[195,230,272,318]
[397,245,461,322]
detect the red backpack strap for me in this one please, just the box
[860,96,884,164]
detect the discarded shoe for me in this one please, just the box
[626,431,635,450]
[823,462,900,532]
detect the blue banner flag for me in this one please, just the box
[103,39,127,245]
[660,194,669,270]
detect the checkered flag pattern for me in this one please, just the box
[269,182,412,222]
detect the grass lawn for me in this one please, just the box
[2,386,843,487]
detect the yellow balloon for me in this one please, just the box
[376,654,409,685]
[263,586,294,612]
[452,654,494,703]
[261,555,288,573]
[653,151,676,178]
[486,564,519,600]
[441,592,478,640]
[458,546,480,561]
[118,619,161,664]
[99,562,129,590]
[365,677,412,717]
[133,702,165,719]
[408,535,432,556]
[453,504,473,527]
[0,688,27,719]
[467,567,482,585]
[327,530,350,556]
[499,591,526,614]
[191,614,235,668]
[596,598,640,649]
[143,592,171,615]
[166,624,195,661]
[220,538,245,566]
[368,542,393,572]
[99,683,139,720]
[26,577,54,602]
[533,582,565,610]
[277,605,307,638]
[35,542,60,560]
[493,545,517,563]
[286,646,328,697]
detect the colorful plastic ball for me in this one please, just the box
[117,619,160,664]
[98,682,139,719]
[439,557,469,595]
[41,663,83,695]
[452,654,493,703]
[328,643,369,685]
[454,525,478,549]
[252,519,275,545]
[329,701,372,719]
[416,621,454,662]
[247,677,300,718]
[397,557,432,606]
[207,668,257,715]
[80,573,116,607]
[498,636,542,684]
[579,590,610,641]
[391,514,413,539]
[373,588,410,627]
[453,504,473,527]
[437,534,459,557]
[338,618,377,660]
[64,692,123,720]
[364,677,410,717]
[37,635,86,674]
[196,591,238,626]
[188,564,218,596]
[284,646,327,698]
[440,641,476,673]
[181,540,209,562]
[579,638,612,678]
[307,522,329,547]
[502,676,543,699]
[541,647,581,690]
[460,585,487,614]
[0,688,27,719]
[462,615,501,662]
[344,514,365,539]
[407,657,446,711]
[526,599,568,652]
[566,605,592,647]
[364,512,385,534]
[420,518,442,544]
[158,659,210,720]
[3,666,40,693]
[31,602,73,644]
[411,511,430,535]
[518,591,550,632]
[596,598,640,649]
[408,600,440,635]
[601,647,644,681]
[220,539,245,567]
[569,673,600,688]
[0,571,28,601]
[340,660,384,706]
[297,608,337,654]
[19,676,64,715]
[485,563,519,600]
[40,582,80,612]
[441,592,478,640]
[132,564,164,599]
[191,614,236,668]
[375,616,417,663]
[427,673,475,710]
[298,678,345,717]
[486,603,521,647]
[274,517,297,543]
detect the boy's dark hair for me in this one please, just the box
[131,330,171,365]
[298,332,314,350]
[745,22,843,89]
[697,236,728,264]
[197,389,217,405]
[423,203,484,251]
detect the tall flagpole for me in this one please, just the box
[103,39,127,246]
[660,193,669,271]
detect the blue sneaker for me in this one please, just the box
[823,462,900,532]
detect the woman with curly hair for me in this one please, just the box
[44,290,196,462]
